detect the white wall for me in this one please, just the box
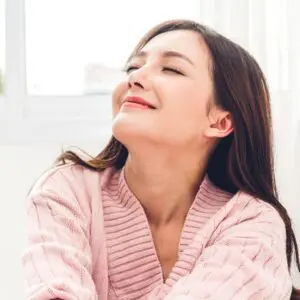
[0,139,299,299]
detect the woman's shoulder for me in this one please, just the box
[233,191,283,217]
[221,191,286,237]
[28,163,119,204]
[30,163,94,192]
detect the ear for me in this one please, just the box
[205,108,234,138]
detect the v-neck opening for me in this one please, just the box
[116,169,214,287]
[103,168,233,299]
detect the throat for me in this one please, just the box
[143,195,193,227]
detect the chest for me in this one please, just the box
[150,224,183,281]
[102,194,225,299]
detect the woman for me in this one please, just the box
[22,19,300,299]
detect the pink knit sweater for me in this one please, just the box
[22,164,292,299]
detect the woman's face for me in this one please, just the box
[112,29,216,148]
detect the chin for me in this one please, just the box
[111,116,159,148]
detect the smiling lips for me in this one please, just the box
[123,96,156,109]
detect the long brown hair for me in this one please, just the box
[56,20,300,298]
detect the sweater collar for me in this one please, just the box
[116,167,233,208]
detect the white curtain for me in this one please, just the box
[198,0,300,283]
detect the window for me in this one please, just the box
[0,0,200,143]
[25,0,201,95]
[0,0,4,95]
[1,0,299,145]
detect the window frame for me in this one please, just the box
[0,0,114,144]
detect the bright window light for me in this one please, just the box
[25,0,200,95]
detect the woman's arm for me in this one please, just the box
[164,203,293,300]
[22,167,97,300]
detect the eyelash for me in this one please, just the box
[125,66,183,76]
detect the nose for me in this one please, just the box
[127,67,152,91]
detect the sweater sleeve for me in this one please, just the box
[22,166,97,300]
[164,201,293,300]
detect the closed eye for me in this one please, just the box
[125,66,139,73]
[163,67,184,75]
[124,65,184,76]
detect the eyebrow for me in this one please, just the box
[132,50,195,66]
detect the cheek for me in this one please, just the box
[161,87,210,141]
[164,84,208,120]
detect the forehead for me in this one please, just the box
[141,30,211,66]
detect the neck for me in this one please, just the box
[124,146,210,227]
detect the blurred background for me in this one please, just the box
[0,0,299,298]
